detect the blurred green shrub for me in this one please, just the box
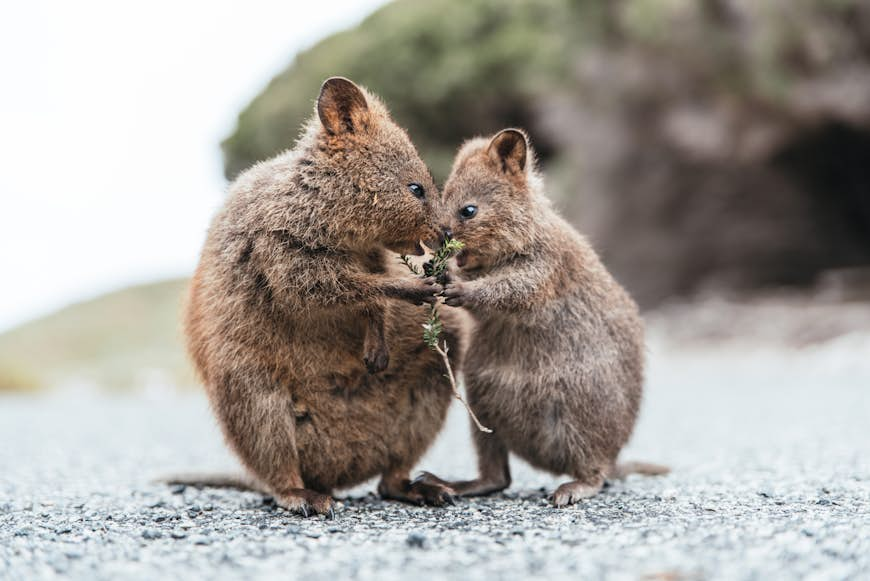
[222,0,612,180]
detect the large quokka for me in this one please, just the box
[420,129,667,507]
[185,78,460,516]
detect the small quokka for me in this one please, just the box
[184,78,460,516]
[419,129,667,507]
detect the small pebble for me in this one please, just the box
[406,532,426,548]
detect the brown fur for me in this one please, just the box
[185,78,462,515]
[420,129,667,507]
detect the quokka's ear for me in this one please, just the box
[487,128,528,177]
[317,77,369,135]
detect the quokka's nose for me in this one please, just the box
[441,227,454,242]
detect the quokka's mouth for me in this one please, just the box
[413,240,425,256]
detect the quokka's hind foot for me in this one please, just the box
[552,474,605,507]
[414,471,510,497]
[378,471,456,506]
[608,461,670,479]
[275,489,335,519]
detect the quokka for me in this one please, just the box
[419,129,667,506]
[184,78,461,516]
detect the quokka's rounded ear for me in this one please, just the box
[487,128,528,177]
[317,77,369,135]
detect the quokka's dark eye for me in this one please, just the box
[459,204,478,219]
[408,183,425,199]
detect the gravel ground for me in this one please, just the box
[1,334,869,580]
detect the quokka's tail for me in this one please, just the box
[159,473,269,494]
[608,461,671,480]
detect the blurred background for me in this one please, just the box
[1,0,869,392]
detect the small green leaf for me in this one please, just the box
[399,254,421,275]
[399,238,464,348]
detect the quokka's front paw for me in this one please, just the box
[363,343,389,374]
[397,277,443,306]
[443,281,470,307]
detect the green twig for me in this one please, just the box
[400,239,492,433]
[398,254,421,276]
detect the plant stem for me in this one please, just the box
[399,247,492,433]
[434,341,492,433]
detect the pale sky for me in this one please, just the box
[0,0,387,331]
